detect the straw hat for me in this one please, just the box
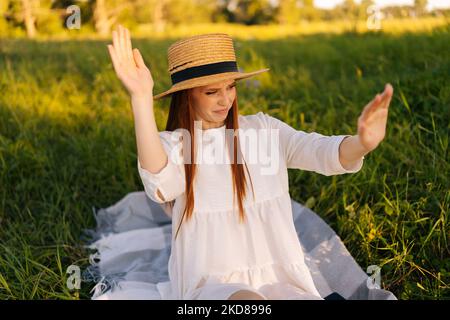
[153,33,270,100]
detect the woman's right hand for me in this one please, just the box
[107,25,154,98]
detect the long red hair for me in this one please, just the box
[165,88,255,239]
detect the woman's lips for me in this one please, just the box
[214,108,228,115]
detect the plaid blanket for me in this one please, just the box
[82,191,397,300]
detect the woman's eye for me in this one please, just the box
[206,85,235,95]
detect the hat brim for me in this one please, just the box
[153,68,270,100]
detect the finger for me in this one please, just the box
[365,108,389,125]
[118,25,127,62]
[124,27,134,63]
[133,48,146,69]
[384,83,393,96]
[380,92,392,110]
[360,94,382,121]
[378,86,390,105]
[116,25,127,62]
[107,44,120,71]
[112,29,123,62]
[364,85,392,118]
[384,93,393,110]
[380,83,394,109]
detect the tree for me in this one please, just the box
[414,0,427,16]
[152,0,167,32]
[342,0,358,19]
[94,0,117,36]
[276,0,301,24]
[332,0,359,31]
[93,0,136,36]
[21,0,37,37]
[0,0,10,35]
[299,0,319,21]
[358,0,375,20]
[164,0,217,26]
[92,0,213,35]
[221,0,275,25]
[5,0,66,37]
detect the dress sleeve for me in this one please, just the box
[263,113,364,176]
[137,131,186,203]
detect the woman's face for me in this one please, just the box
[189,79,237,129]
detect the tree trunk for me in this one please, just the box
[21,0,36,38]
[153,0,166,33]
[94,0,110,36]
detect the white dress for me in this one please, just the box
[137,111,364,300]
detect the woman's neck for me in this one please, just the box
[199,120,225,130]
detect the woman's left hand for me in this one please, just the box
[357,83,394,152]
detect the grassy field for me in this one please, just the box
[0,20,449,299]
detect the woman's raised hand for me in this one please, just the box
[357,83,394,152]
[107,25,154,98]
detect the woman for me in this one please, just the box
[105,25,393,300]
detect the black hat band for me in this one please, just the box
[171,61,238,85]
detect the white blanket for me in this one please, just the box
[82,191,397,300]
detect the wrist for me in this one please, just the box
[131,93,153,101]
[131,94,153,107]
[354,134,372,155]
[339,135,367,170]
[342,135,370,159]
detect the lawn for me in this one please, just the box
[0,20,448,299]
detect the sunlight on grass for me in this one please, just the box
[0,19,449,299]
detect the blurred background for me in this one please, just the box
[0,1,449,300]
[0,0,449,38]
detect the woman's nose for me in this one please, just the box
[218,91,232,105]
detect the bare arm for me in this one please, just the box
[339,83,394,169]
[131,95,168,174]
[107,25,167,174]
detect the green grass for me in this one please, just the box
[0,23,449,299]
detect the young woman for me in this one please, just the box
[106,25,393,300]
